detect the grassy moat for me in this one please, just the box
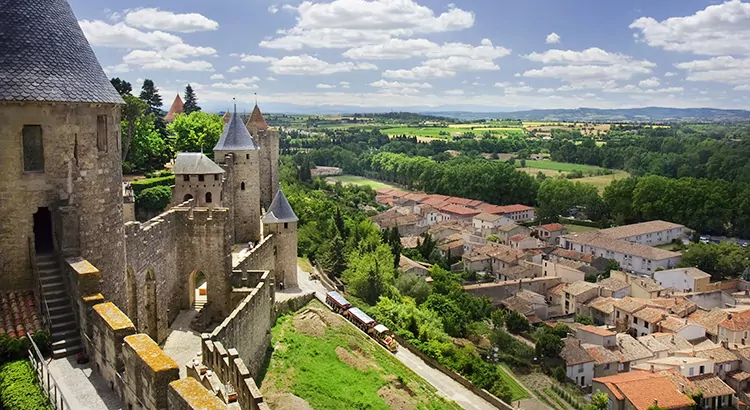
[260,299,461,410]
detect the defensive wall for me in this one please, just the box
[463,277,562,307]
[123,203,232,342]
[66,255,272,409]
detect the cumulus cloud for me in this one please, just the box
[260,0,474,50]
[268,5,279,14]
[523,48,654,67]
[630,0,750,55]
[104,64,130,74]
[238,55,280,63]
[664,72,677,77]
[161,44,217,59]
[370,80,432,89]
[212,82,258,90]
[444,89,464,95]
[675,56,750,86]
[343,38,509,60]
[316,83,336,89]
[122,50,214,71]
[232,77,261,84]
[210,74,224,80]
[124,8,219,33]
[545,32,561,44]
[79,20,182,49]
[638,77,660,88]
[268,55,377,75]
[228,65,245,73]
[340,81,351,88]
[383,56,499,79]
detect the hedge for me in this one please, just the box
[130,175,175,196]
[136,186,172,214]
[0,361,52,410]
[0,332,50,364]
[558,217,601,228]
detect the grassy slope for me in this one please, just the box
[262,300,460,410]
[327,175,400,190]
[564,224,599,233]
[496,364,531,401]
[382,126,524,138]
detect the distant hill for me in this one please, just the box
[424,107,750,123]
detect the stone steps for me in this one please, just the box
[36,253,82,359]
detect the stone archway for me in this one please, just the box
[188,270,207,311]
[126,267,138,328]
[144,269,158,341]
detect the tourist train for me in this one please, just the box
[325,291,398,352]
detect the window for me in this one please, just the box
[97,115,108,152]
[699,365,705,374]
[205,192,212,203]
[603,363,610,370]
[284,222,289,229]
[241,182,245,191]
[214,174,219,181]
[689,367,694,376]
[22,125,44,172]
[199,175,205,182]
[633,317,638,325]
[183,175,190,182]
[246,154,250,159]
[578,364,584,373]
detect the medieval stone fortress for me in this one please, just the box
[0,1,297,408]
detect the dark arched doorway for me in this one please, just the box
[33,207,53,253]
[183,194,193,202]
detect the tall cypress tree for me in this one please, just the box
[183,84,201,114]
[139,79,163,115]
[110,77,132,96]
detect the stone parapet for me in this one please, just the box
[168,378,226,410]
[123,333,180,409]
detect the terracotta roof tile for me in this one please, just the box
[688,309,728,336]
[634,307,667,324]
[0,291,42,339]
[474,213,503,222]
[595,371,695,410]
[561,338,594,365]
[584,344,620,365]
[562,230,681,260]
[598,220,684,240]
[551,248,594,263]
[164,94,183,122]
[688,374,734,398]
[564,281,599,297]
[719,309,750,332]
[616,333,654,362]
[613,297,647,314]
[586,297,616,314]
[727,370,750,382]
[693,347,739,363]
[538,223,565,232]
[439,204,481,216]
[578,325,616,337]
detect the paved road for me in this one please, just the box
[278,263,499,410]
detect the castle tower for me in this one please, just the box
[0,0,127,293]
[246,104,279,211]
[164,94,184,122]
[262,189,298,289]
[214,108,261,243]
[172,152,224,207]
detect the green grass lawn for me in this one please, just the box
[382,126,525,139]
[522,160,605,173]
[497,364,531,401]
[327,175,400,190]
[261,299,460,410]
[297,257,315,273]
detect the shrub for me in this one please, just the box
[552,366,566,383]
[0,360,52,410]
[136,186,172,214]
[130,175,175,196]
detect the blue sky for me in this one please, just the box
[69,0,750,112]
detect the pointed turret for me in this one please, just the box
[164,94,184,122]
[262,188,298,224]
[222,111,231,123]
[246,104,269,134]
[214,107,259,151]
[0,0,123,104]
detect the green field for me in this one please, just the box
[496,364,531,402]
[564,224,599,233]
[383,126,525,139]
[327,175,400,190]
[522,160,605,173]
[517,160,629,192]
[261,300,460,410]
[577,171,630,192]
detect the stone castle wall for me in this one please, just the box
[263,222,298,288]
[0,102,125,291]
[217,151,260,243]
[255,129,279,211]
[124,204,232,342]
[172,174,223,208]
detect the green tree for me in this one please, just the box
[110,77,132,96]
[586,391,609,410]
[505,310,530,334]
[183,84,201,114]
[395,273,432,304]
[124,112,170,173]
[603,259,620,279]
[490,309,506,329]
[575,315,594,325]
[647,402,666,410]
[334,207,348,238]
[139,79,163,115]
[486,234,500,243]
[424,293,470,337]
[536,332,564,358]
[343,244,395,305]
[136,186,172,214]
[319,233,347,278]
[168,111,224,155]
[121,94,149,162]
[299,156,313,182]
[418,233,437,259]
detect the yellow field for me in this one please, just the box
[577,171,630,193]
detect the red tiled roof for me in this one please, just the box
[439,204,481,216]
[0,291,42,339]
[246,104,269,130]
[720,309,750,332]
[403,193,429,202]
[163,94,184,122]
[496,204,535,214]
[446,197,473,205]
[422,196,450,207]
[509,234,527,242]
[475,204,507,214]
[538,223,565,232]
[595,371,695,410]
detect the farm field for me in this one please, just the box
[514,160,629,192]
[261,300,461,410]
[564,224,599,233]
[577,171,630,192]
[326,175,400,190]
[522,160,606,173]
[383,126,525,139]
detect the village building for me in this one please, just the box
[583,344,620,378]
[597,220,686,247]
[172,153,225,208]
[533,223,567,244]
[718,310,750,345]
[611,271,665,299]
[495,223,531,245]
[597,277,631,298]
[561,338,595,388]
[593,371,696,410]
[472,213,513,237]
[500,289,549,322]
[576,325,617,347]
[654,267,712,293]
[616,333,656,371]
[585,297,617,326]
[542,259,590,283]
[508,234,544,250]
[164,94,184,122]
[688,309,729,343]
[563,281,600,316]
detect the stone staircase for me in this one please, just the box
[36,253,82,358]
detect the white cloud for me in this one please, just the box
[675,56,750,86]
[494,82,533,94]
[638,77,660,88]
[522,48,655,86]
[268,55,377,75]
[266,76,278,81]
[537,88,556,93]
[104,64,130,74]
[239,55,280,63]
[316,83,336,89]
[343,38,509,60]
[268,5,279,14]
[122,50,214,71]
[161,43,217,59]
[523,48,654,67]
[514,72,521,77]
[212,82,258,90]
[124,8,219,33]
[228,65,245,73]
[735,85,750,91]
[383,56,499,79]
[602,84,684,94]
[260,0,474,50]
[523,64,652,83]
[444,89,464,95]
[340,81,351,88]
[630,0,750,55]
[79,20,182,49]
[210,74,224,80]
[232,76,261,84]
[370,80,432,89]
[545,32,560,44]
[664,72,677,77]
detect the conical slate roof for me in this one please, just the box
[214,109,258,151]
[262,189,298,224]
[164,94,184,122]
[246,104,269,131]
[0,0,123,104]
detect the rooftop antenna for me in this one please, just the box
[255,92,258,106]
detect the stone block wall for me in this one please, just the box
[90,302,135,394]
[217,151,260,243]
[168,378,226,410]
[235,235,276,277]
[122,334,180,410]
[211,271,273,379]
